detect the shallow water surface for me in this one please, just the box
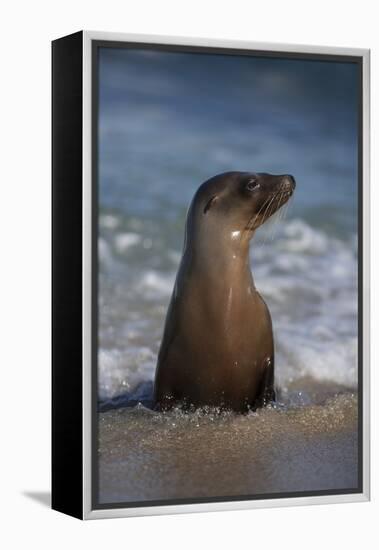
[99,394,358,504]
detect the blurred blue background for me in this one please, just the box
[97,46,359,403]
[98,47,358,239]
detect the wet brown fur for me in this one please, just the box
[153,171,295,412]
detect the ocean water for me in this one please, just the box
[98,214,358,407]
[97,47,359,408]
[96,47,359,502]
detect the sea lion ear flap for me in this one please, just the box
[203,195,218,214]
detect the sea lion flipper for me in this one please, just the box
[255,357,276,408]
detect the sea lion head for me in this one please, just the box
[187,171,296,244]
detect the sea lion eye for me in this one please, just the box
[246,179,260,192]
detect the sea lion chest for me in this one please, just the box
[154,264,273,408]
[177,273,272,370]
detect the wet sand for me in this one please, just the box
[98,392,358,504]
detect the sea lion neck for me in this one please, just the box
[183,227,255,286]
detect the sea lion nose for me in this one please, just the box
[282,174,296,191]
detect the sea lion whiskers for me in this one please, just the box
[267,188,294,242]
[240,195,272,244]
[261,192,282,244]
[246,195,272,231]
[261,192,280,225]
[269,192,286,241]
[282,191,293,219]
[256,190,284,246]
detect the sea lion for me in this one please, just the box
[153,171,295,412]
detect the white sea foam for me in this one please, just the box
[280,219,328,254]
[98,347,156,401]
[100,214,120,230]
[98,219,358,401]
[98,238,113,267]
[114,232,142,252]
[138,270,175,297]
